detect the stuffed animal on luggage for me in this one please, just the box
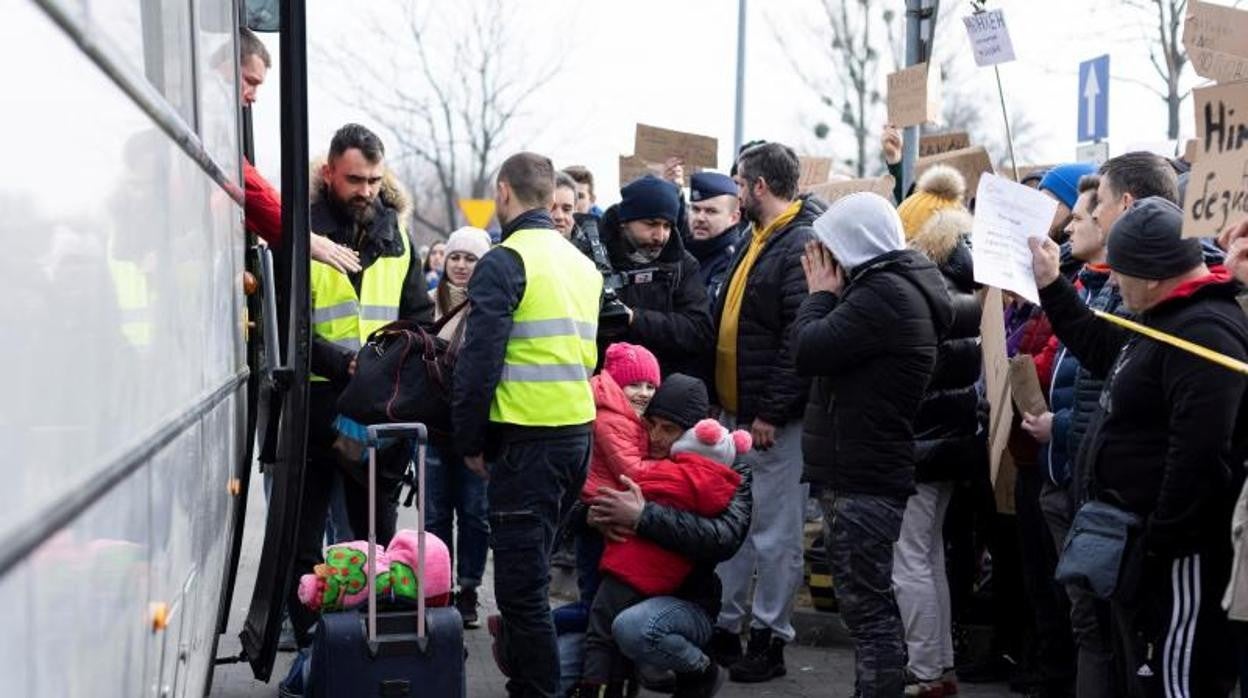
[297,530,452,612]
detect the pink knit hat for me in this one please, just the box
[603,342,661,388]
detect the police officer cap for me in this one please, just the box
[690,172,738,202]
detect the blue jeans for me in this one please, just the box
[822,490,907,698]
[611,596,714,675]
[489,433,591,698]
[426,444,490,588]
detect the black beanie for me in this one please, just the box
[645,373,709,430]
[1106,197,1203,281]
[619,175,681,226]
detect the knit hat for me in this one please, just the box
[1106,197,1203,280]
[619,175,681,226]
[896,165,967,239]
[1039,163,1098,210]
[602,342,661,389]
[812,192,906,274]
[644,373,708,429]
[443,226,492,261]
[670,419,752,467]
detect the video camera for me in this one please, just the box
[579,216,658,339]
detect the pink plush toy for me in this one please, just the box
[386,529,452,607]
[296,531,453,612]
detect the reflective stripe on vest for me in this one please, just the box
[309,230,411,382]
[108,258,153,348]
[490,228,602,426]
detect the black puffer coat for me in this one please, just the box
[907,211,984,483]
[711,196,825,425]
[598,205,715,377]
[797,249,954,498]
[635,463,752,618]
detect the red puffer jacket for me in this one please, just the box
[600,453,742,596]
[581,373,655,502]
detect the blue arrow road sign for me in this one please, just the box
[1078,55,1109,142]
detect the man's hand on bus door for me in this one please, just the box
[465,454,488,481]
[311,233,362,274]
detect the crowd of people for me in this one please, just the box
[234,24,1248,698]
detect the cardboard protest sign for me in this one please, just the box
[919,131,970,157]
[1184,0,1248,83]
[963,9,1016,67]
[980,287,1014,488]
[916,146,994,204]
[798,157,833,189]
[970,173,1059,304]
[1184,138,1199,165]
[887,63,942,128]
[1008,355,1047,416]
[634,124,718,170]
[804,175,896,205]
[1183,82,1248,237]
[619,155,663,187]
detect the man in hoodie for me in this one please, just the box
[685,171,747,302]
[709,142,823,682]
[796,192,953,696]
[596,175,715,377]
[1030,197,1248,695]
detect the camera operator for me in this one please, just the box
[593,175,714,377]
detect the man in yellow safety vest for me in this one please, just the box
[453,152,602,697]
[287,123,434,650]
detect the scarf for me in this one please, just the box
[714,200,804,415]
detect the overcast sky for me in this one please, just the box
[250,0,1220,211]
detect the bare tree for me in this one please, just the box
[320,0,556,240]
[776,0,892,177]
[1124,0,1188,140]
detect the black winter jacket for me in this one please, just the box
[635,463,752,619]
[1041,271,1248,558]
[308,166,433,386]
[597,205,715,377]
[908,214,984,483]
[797,249,954,498]
[685,220,748,304]
[712,196,825,425]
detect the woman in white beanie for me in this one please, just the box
[426,224,492,628]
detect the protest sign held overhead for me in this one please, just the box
[798,156,833,189]
[916,146,994,204]
[963,9,1016,67]
[971,173,1058,304]
[919,131,971,157]
[1184,0,1248,83]
[618,154,663,187]
[804,175,896,204]
[634,123,718,171]
[1183,81,1248,237]
[887,63,942,128]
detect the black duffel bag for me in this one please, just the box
[336,302,467,430]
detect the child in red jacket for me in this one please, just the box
[578,418,748,691]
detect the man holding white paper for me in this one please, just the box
[971,173,1059,304]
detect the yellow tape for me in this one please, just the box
[1092,310,1248,375]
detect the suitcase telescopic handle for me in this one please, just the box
[366,422,430,650]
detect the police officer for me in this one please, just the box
[685,171,747,303]
[287,124,434,650]
[453,152,602,698]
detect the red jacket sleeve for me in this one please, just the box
[244,159,282,245]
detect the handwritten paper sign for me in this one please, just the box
[619,155,663,187]
[971,173,1058,304]
[634,124,718,170]
[920,131,971,157]
[916,146,994,204]
[963,9,1016,67]
[1183,82,1248,237]
[805,175,896,205]
[887,63,942,128]
[798,156,834,189]
[1184,0,1248,83]
[980,287,1013,487]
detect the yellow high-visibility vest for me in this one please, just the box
[108,258,153,348]
[490,228,602,426]
[309,231,411,382]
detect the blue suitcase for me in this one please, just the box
[308,423,467,697]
